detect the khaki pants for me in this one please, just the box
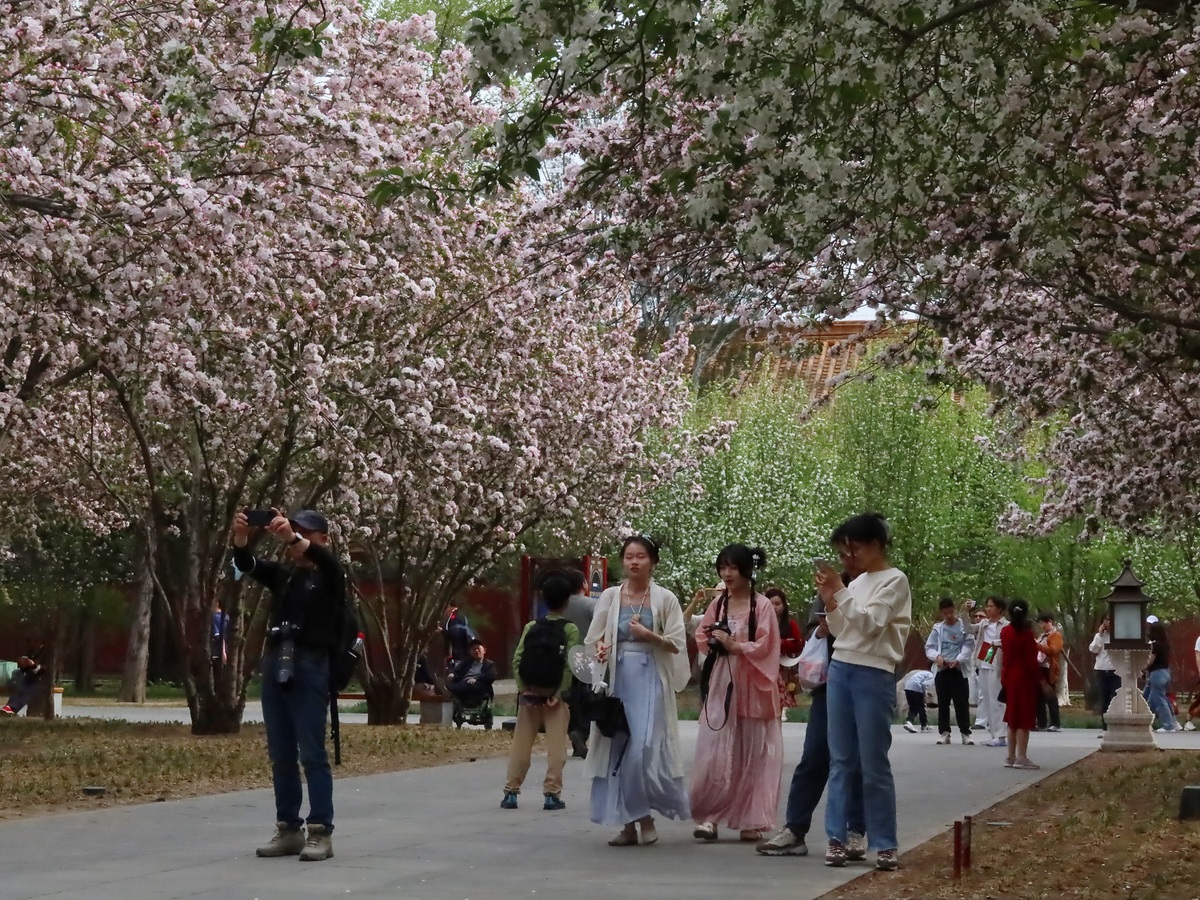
[504,699,570,796]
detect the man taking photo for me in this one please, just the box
[231,507,344,862]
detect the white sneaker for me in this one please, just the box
[1155,725,1183,733]
[961,733,974,745]
[982,737,1006,747]
[756,827,808,856]
[1185,721,1196,731]
[937,732,951,745]
[903,721,918,733]
[920,726,932,733]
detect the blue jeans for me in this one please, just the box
[1144,668,1178,730]
[825,660,897,851]
[261,648,334,830]
[785,687,865,838]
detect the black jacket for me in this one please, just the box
[449,658,497,697]
[233,542,345,652]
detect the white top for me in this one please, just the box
[1089,631,1115,672]
[1194,635,1200,654]
[972,617,1008,670]
[828,568,912,673]
[903,668,935,692]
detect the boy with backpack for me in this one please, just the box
[502,571,581,811]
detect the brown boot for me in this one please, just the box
[299,823,334,861]
[256,822,305,857]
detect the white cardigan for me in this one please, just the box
[583,581,690,778]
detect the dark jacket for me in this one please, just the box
[443,609,473,661]
[232,542,345,652]
[449,657,497,699]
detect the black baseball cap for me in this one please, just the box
[288,509,329,533]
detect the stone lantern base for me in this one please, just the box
[1100,649,1155,752]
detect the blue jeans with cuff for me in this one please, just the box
[261,648,334,831]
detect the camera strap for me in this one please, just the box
[699,592,735,731]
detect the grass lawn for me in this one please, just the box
[0,717,512,821]
[62,678,266,702]
[824,749,1200,900]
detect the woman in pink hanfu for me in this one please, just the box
[689,543,783,843]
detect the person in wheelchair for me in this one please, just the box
[448,640,496,710]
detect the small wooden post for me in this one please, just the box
[953,820,963,880]
[964,815,973,871]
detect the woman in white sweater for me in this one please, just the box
[815,513,912,873]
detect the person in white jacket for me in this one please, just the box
[925,597,977,745]
[815,513,911,873]
[973,596,1009,747]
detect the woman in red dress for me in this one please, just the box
[1000,599,1041,770]
[767,588,804,714]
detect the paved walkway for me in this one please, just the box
[0,713,1151,900]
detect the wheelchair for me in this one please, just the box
[451,692,494,730]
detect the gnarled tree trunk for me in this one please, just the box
[118,539,154,702]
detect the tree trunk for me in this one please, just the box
[148,585,171,683]
[365,672,411,725]
[118,548,154,702]
[29,644,57,720]
[74,601,95,694]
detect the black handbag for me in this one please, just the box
[587,693,629,739]
[586,692,630,775]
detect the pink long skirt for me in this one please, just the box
[689,713,783,831]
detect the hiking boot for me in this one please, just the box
[298,824,333,861]
[902,721,917,733]
[937,732,951,745]
[543,794,566,811]
[846,831,866,861]
[501,791,518,809]
[876,849,899,871]
[256,822,306,857]
[824,840,847,867]
[757,827,808,856]
[961,733,975,745]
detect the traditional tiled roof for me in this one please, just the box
[696,320,909,398]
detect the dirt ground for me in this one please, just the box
[0,717,511,821]
[823,750,1200,900]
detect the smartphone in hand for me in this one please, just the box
[244,509,277,528]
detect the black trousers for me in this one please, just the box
[935,667,971,736]
[1037,668,1061,728]
[448,681,490,707]
[1096,669,1122,728]
[904,689,928,727]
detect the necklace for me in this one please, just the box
[624,583,651,625]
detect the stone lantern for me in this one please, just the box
[1105,561,1151,650]
[1100,560,1155,752]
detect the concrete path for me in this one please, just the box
[0,718,1147,900]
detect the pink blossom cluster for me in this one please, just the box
[0,1,692,650]
[470,0,1200,530]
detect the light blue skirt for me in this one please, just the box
[590,646,690,826]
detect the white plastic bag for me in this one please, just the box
[795,636,830,690]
